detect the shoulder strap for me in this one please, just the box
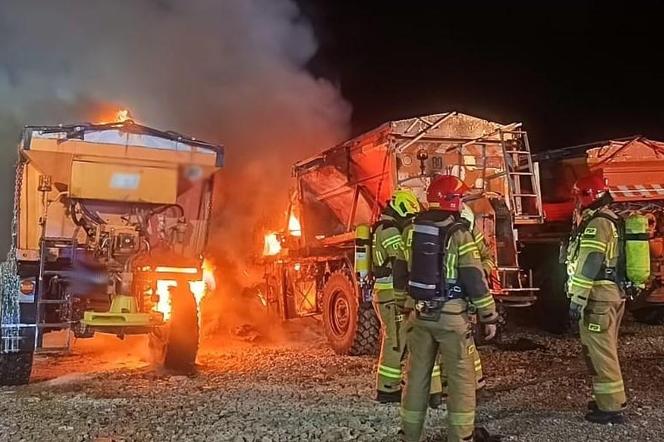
[372,218,399,235]
[588,210,626,284]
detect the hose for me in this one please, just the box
[149,204,184,218]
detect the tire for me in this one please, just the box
[0,352,33,386]
[149,285,199,373]
[632,307,664,325]
[321,271,379,356]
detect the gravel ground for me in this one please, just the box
[1,317,664,442]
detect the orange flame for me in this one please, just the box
[154,260,215,320]
[263,232,282,256]
[288,212,302,237]
[96,108,134,124]
[116,109,131,122]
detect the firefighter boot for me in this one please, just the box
[585,409,625,425]
[374,289,404,399]
[429,392,443,410]
[376,389,402,404]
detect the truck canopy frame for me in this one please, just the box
[292,111,542,249]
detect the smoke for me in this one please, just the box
[0,0,351,258]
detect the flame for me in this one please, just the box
[288,212,302,237]
[153,260,216,320]
[263,232,282,256]
[116,109,131,122]
[95,108,134,124]
[155,279,177,320]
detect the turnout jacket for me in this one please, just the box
[461,203,496,273]
[372,213,408,292]
[470,224,496,274]
[566,206,622,307]
[408,210,498,323]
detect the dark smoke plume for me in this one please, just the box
[0,0,351,259]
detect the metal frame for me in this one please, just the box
[24,121,224,155]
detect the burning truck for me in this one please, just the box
[262,112,664,354]
[0,120,223,385]
[262,112,543,355]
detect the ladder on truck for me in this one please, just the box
[449,127,541,307]
[494,130,543,224]
[453,128,543,224]
[34,237,76,353]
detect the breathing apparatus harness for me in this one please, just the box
[408,211,466,307]
[566,192,650,299]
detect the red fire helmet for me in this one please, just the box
[572,172,609,209]
[426,175,470,211]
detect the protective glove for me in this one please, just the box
[483,323,497,341]
[568,300,584,324]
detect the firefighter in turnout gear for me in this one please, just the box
[566,173,627,424]
[373,189,442,402]
[425,203,490,401]
[461,203,496,277]
[400,175,498,442]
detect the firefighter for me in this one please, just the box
[459,202,492,390]
[401,175,499,442]
[461,202,496,277]
[566,173,627,424]
[403,217,444,409]
[372,188,425,403]
[433,202,490,403]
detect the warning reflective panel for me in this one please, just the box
[110,173,141,189]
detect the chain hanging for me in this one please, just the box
[1,159,24,352]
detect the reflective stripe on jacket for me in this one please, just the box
[567,207,621,306]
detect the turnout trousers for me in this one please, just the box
[373,288,442,394]
[441,344,485,393]
[579,298,627,412]
[401,310,477,442]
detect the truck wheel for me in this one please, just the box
[322,271,379,356]
[149,285,199,373]
[0,352,34,386]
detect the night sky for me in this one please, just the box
[299,1,664,151]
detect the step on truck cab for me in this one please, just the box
[262,112,544,354]
[0,121,223,384]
